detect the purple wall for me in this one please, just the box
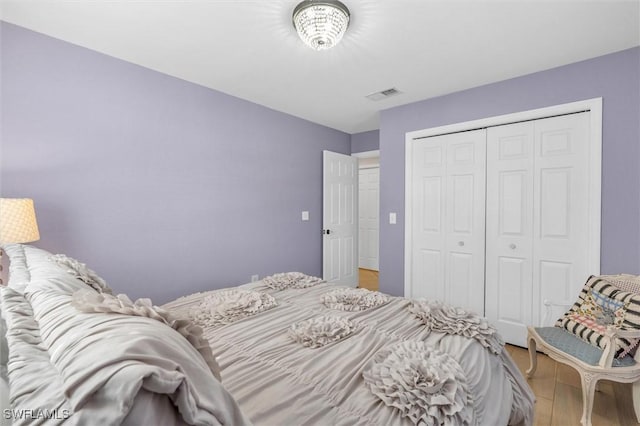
[351,130,379,153]
[0,22,350,303]
[379,47,640,296]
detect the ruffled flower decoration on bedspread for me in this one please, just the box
[409,300,504,355]
[49,254,113,294]
[71,289,221,381]
[189,289,277,328]
[322,288,389,312]
[289,316,358,348]
[262,272,324,290]
[363,341,473,426]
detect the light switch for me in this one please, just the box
[389,212,397,224]
[302,211,310,221]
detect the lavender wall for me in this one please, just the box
[379,47,640,296]
[0,22,350,303]
[351,130,379,153]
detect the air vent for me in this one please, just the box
[366,87,401,101]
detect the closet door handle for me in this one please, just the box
[509,243,517,250]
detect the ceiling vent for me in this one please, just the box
[365,88,401,101]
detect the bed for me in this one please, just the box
[0,244,534,425]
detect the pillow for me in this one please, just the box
[601,274,640,294]
[556,275,640,357]
[2,244,32,294]
[0,286,71,418]
[49,253,113,294]
[71,289,221,381]
[0,312,7,367]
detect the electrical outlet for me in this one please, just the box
[251,274,259,282]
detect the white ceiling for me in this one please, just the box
[1,1,639,134]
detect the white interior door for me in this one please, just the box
[486,112,592,347]
[358,167,379,270]
[323,150,358,286]
[533,112,592,326]
[409,130,486,314]
[486,122,535,347]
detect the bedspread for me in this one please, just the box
[163,281,534,426]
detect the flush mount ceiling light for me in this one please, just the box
[293,0,350,51]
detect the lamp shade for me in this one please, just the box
[0,198,40,244]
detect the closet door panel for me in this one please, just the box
[411,141,446,300]
[496,256,528,324]
[539,260,574,325]
[415,249,442,299]
[445,132,486,314]
[486,122,535,347]
[411,130,485,313]
[446,171,481,312]
[533,112,591,325]
[448,252,475,310]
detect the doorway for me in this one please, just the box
[353,150,380,291]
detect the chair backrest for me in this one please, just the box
[601,274,640,295]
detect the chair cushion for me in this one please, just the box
[535,327,636,367]
[556,275,640,358]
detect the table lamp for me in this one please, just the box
[0,198,40,284]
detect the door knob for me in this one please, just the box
[509,243,516,250]
[458,241,464,246]
[323,229,332,235]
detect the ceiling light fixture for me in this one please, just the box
[293,0,350,51]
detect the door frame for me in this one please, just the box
[404,97,603,297]
[353,150,380,271]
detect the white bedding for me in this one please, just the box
[1,244,249,425]
[164,280,535,425]
[2,244,534,425]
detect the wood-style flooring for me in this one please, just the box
[507,344,637,425]
[358,268,379,292]
[357,268,638,425]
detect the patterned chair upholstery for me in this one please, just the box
[527,274,640,426]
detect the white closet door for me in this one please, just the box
[486,112,592,346]
[411,130,486,314]
[533,112,591,326]
[486,122,535,347]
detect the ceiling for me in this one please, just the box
[1,1,639,134]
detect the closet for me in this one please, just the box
[406,108,599,347]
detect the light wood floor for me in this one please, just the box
[358,268,379,292]
[357,269,637,425]
[507,344,637,425]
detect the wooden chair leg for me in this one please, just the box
[526,335,538,378]
[579,373,597,426]
[633,380,640,423]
